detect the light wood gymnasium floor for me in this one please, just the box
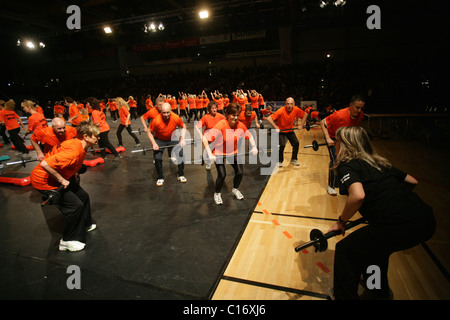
[212,123,450,300]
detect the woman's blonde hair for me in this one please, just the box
[116,97,129,111]
[333,126,391,172]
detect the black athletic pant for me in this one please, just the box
[214,155,243,193]
[98,130,119,157]
[327,143,338,188]
[279,131,299,163]
[39,181,93,242]
[153,139,185,179]
[333,206,435,299]
[116,124,140,146]
[8,128,29,154]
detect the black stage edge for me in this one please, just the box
[0,141,272,300]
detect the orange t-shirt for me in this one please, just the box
[197,113,226,131]
[27,112,48,133]
[91,109,110,132]
[31,138,86,190]
[109,101,117,111]
[270,106,305,132]
[118,107,130,125]
[249,96,259,109]
[128,99,137,108]
[69,104,81,125]
[141,107,161,121]
[196,97,203,109]
[258,96,264,106]
[150,113,184,141]
[325,107,364,139]
[224,97,230,108]
[213,97,224,111]
[53,104,65,114]
[238,111,257,129]
[31,126,77,154]
[202,97,210,109]
[236,96,248,109]
[178,99,188,110]
[204,119,251,156]
[187,97,196,109]
[168,98,177,110]
[145,98,153,110]
[0,109,21,130]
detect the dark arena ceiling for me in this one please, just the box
[1,0,443,56]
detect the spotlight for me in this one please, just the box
[149,22,156,31]
[104,26,112,34]
[199,10,209,19]
[16,39,21,46]
[158,23,165,31]
[320,1,327,8]
[39,42,46,48]
[26,41,35,49]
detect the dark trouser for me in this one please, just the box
[130,108,137,120]
[327,143,337,188]
[153,139,184,179]
[98,130,119,157]
[8,128,29,154]
[333,205,435,300]
[116,124,140,146]
[279,132,299,163]
[188,109,198,122]
[0,124,10,143]
[38,182,93,242]
[214,155,243,193]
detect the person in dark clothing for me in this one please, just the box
[328,126,435,300]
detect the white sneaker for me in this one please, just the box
[177,176,187,183]
[85,224,96,232]
[231,188,244,200]
[290,159,300,166]
[214,193,223,205]
[327,186,337,196]
[156,179,164,186]
[59,240,85,252]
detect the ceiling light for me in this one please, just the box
[26,41,35,49]
[158,23,165,31]
[104,26,112,34]
[39,42,46,48]
[16,39,21,46]
[199,10,209,19]
[150,22,156,31]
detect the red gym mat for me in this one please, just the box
[0,172,31,186]
[83,157,105,167]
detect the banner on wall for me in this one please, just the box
[232,30,265,41]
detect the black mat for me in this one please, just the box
[0,134,272,299]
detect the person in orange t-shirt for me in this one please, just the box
[187,94,197,123]
[30,117,77,161]
[140,96,164,131]
[128,96,138,120]
[202,103,258,205]
[266,97,308,167]
[0,99,29,155]
[116,97,140,147]
[238,105,259,129]
[178,92,189,121]
[320,95,365,195]
[0,100,11,144]
[88,97,121,159]
[21,100,48,136]
[211,91,224,114]
[196,101,226,170]
[248,90,260,119]
[65,97,81,127]
[145,95,154,111]
[53,102,65,119]
[30,121,100,252]
[200,91,209,118]
[146,103,187,186]
[108,98,118,122]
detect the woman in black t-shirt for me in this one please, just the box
[328,126,435,300]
